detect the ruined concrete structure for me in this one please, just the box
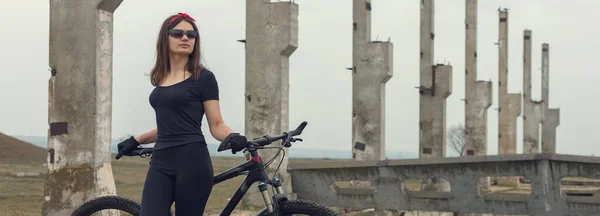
[43,1,575,215]
[43,0,122,215]
[352,0,393,161]
[522,29,544,153]
[541,43,560,153]
[242,0,299,208]
[464,0,492,157]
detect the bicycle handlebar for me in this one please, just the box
[249,121,307,146]
[217,121,308,153]
[121,121,308,157]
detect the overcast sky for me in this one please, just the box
[1,0,599,157]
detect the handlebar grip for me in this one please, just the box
[290,121,308,136]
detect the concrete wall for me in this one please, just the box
[352,0,393,161]
[289,154,600,216]
[43,0,122,215]
[242,0,299,208]
[522,30,544,154]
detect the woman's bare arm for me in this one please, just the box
[135,128,157,144]
[204,100,233,141]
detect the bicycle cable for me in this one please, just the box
[269,146,286,195]
[240,145,283,175]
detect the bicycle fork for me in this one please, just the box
[258,177,285,213]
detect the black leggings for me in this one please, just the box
[139,143,214,216]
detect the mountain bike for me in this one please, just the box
[71,121,338,216]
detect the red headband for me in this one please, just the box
[169,12,196,25]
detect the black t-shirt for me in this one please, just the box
[149,68,219,150]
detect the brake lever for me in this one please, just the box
[288,137,302,142]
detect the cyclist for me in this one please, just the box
[115,12,248,216]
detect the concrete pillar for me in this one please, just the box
[497,9,521,187]
[417,1,452,215]
[419,0,452,160]
[522,30,544,153]
[43,0,122,215]
[464,0,492,157]
[242,0,298,208]
[352,0,393,161]
[541,43,560,153]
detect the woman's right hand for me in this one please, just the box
[115,136,140,160]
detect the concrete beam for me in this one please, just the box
[522,30,544,153]
[419,0,452,159]
[352,0,393,161]
[43,0,122,215]
[464,0,492,158]
[242,0,299,208]
[541,43,560,153]
[288,153,600,215]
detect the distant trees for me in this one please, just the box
[447,123,466,157]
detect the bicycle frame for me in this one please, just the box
[214,149,285,216]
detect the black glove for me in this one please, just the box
[228,133,248,154]
[115,136,140,160]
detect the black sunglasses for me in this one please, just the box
[168,29,197,39]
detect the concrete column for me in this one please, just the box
[417,1,452,216]
[352,0,393,161]
[541,43,560,153]
[497,9,521,187]
[242,0,299,208]
[419,0,452,159]
[43,0,122,215]
[522,30,544,153]
[464,0,492,157]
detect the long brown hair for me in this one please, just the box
[149,13,204,86]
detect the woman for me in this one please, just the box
[115,12,247,215]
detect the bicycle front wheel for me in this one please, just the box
[71,195,141,216]
[278,199,338,216]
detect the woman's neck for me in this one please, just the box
[169,54,189,77]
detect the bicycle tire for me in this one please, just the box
[71,195,141,216]
[278,199,339,216]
